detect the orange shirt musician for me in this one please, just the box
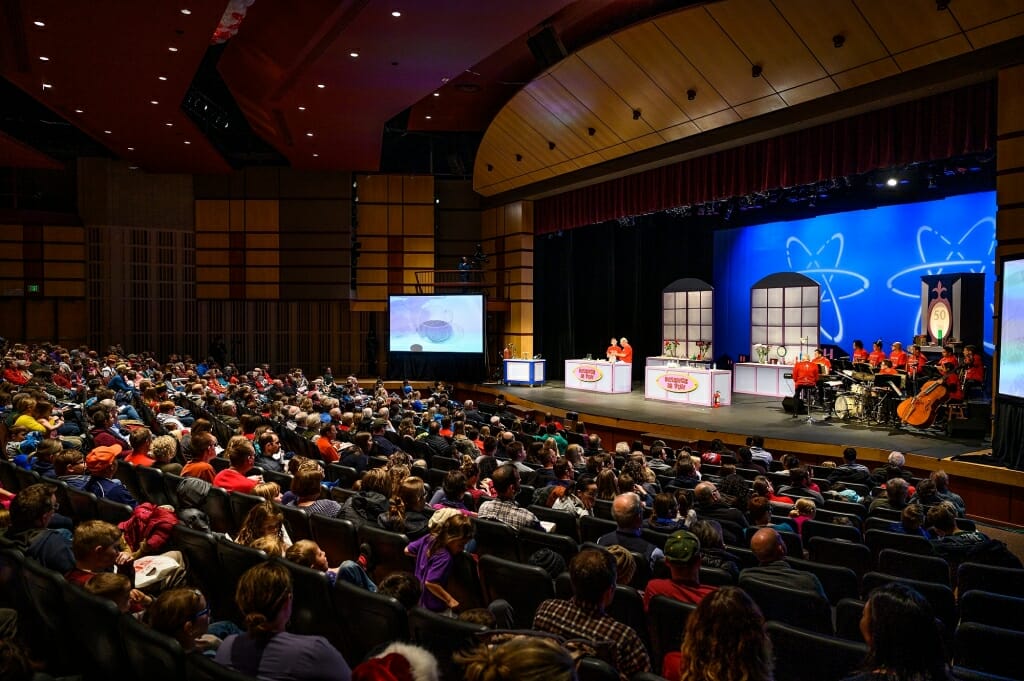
[618,337,634,364]
[939,362,964,403]
[962,344,984,384]
[937,346,959,372]
[606,338,620,362]
[906,344,925,376]
[867,340,887,369]
[791,358,820,417]
[851,339,869,364]
[811,348,832,375]
[878,360,899,375]
[889,341,908,370]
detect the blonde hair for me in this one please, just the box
[791,498,817,518]
[84,572,132,603]
[252,482,281,501]
[456,636,575,681]
[285,539,322,570]
[250,534,286,557]
[235,501,284,546]
[605,544,636,586]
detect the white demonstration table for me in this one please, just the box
[503,359,546,386]
[733,362,795,398]
[564,360,632,393]
[645,366,732,406]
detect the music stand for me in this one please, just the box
[873,374,903,396]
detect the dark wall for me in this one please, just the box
[534,213,715,378]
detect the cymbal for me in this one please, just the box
[851,372,873,382]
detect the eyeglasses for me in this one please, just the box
[190,606,210,620]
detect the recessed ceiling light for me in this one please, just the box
[74,108,83,113]
[104,130,112,134]
[433,92,439,97]
[158,76,167,81]
[168,46,178,52]
[39,56,49,61]
[392,11,401,17]
[298,106,306,111]
[165,122,173,127]
[316,83,326,89]
[129,165,139,170]
[349,52,359,58]
[41,83,52,89]
[313,153,319,157]
[425,115,432,120]
[180,8,192,15]
[127,147,135,151]
[150,100,159,105]
[33,20,45,27]
[306,132,314,137]
[184,140,191,145]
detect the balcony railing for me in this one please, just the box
[415,269,490,295]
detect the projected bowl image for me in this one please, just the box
[418,319,454,343]
[388,294,485,354]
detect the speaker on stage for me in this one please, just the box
[782,396,804,414]
[946,402,989,439]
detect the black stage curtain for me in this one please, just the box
[386,353,486,383]
[993,400,1024,471]
[535,81,996,234]
[535,213,714,379]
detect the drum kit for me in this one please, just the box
[826,365,906,425]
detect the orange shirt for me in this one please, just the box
[317,436,340,463]
[889,350,908,369]
[852,348,868,363]
[867,350,887,367]
[619,343,633,364]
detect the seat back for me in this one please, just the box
[807,536,872,579]
[185,653,260,681]
[801,518,861,544]
[215,538,269,620]
[61,579,129,677]
[472,517,521,562]
[823,499,869,519]
[699,565,736,586]
[357,524,413,583]
[170,525,223,617]
[135,465,171,506]
[20,556,73,671]
[576,656,620,681]
[14,467,41,492]
[325,463,359,488]
[277,559,346,653]
[787,556,860,605]
[579,515,617,544]
[766,621,867,681]
[119,611,186,681]
[959,590,1024,631]
[519,526,580,566]
[957,562,1024,598]
[66,486,99,521]
[228,492,265,533]
[878,548,951,586]
[864,529,934,562]
[834,598,866,642]
[955,622,1024,679]
[332,578,410,662]
[647,596,696,673]
[115,460,144,501]
[606,584,651,652]
[202,486,235,534]
[277,502,314,543]
[478,554,555,627]
[529,504,581,542]
[408,606,487,681]
[310,514,359,565]
[738,575,833,634]
[861,572,957,637]
[0,459,19,493]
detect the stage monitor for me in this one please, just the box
[997,255,1024,400]
[388,294,485,354]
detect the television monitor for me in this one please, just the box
[997,255,1024,399]
[388,294,485,354]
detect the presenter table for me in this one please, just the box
[645,366,732,406]
[733,362,794,398]
[564,360,632,393]
[503,359,545,387]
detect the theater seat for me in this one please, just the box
[766,621,867,681]
[408,607,487,681]
[959,590,1024,631]
[957,562,1024,598]
[478,554,554,627]
[955,622,1024,679]
[646,596,695,673]
[738,576,833,635]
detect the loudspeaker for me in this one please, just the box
[946,402,989,439]
[527,25,567,69]
[782,396,804,414]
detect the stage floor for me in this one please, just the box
[494,381,990,461]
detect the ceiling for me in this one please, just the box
[1,0,1020,195]
[0,0,692,176]
[472,0,1024,196]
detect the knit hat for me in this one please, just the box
[352,642,439,681]
[426,507,460,531]
[664,530,701,564]
[528,548,566,580]
[86,445,122,473]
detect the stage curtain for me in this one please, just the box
[535,81,996,234]
[994,400,1024,471]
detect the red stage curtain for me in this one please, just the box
[534,81,996,234]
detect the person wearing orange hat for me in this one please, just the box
[84,444,138,508]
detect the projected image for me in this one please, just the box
[998,258,1024,399]
[714,192,996,360]
[388,294,484,354]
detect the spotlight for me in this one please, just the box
[515,154,522,162]
[751,64,763,78]
[686,89,696,101]
[548,141,556,150]
[886,177,898,187]
[632,109,641,121]
[486,164,493,172]
[832,34,845,48]
[587,127,596,136]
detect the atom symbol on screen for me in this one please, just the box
[786,233,869,344]
[885,217,995,348]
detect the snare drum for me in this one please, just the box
[834,393,863,419]
[850,383,869,397]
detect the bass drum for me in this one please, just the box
[834,393,862,419]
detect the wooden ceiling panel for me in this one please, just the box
[692,109,742,133]
[894,34,971,72]
[508,92,594,159]
[626,132,667,153]
[706,0,827,91]
[576,151,607,169]
[733,94,787,120]
[831,57,900,90]
[773,0,889,74]
[549,55,652,141]
[577,40,690,132]
[599,142,635,161]
[967,12,1024,49]
[527,74,621,151]
[778,78,840,107]
[612,23,728,119]
[854,0,961,54]
[493,109,571,168]
[659,120,701,143]
[656,8,775,106]
[950,1,1023,31]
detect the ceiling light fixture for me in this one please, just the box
[687,89,697,101]
[33,20,45,27]
[306,132,314,137]
[391,11,401,17]
[632,109,642,120]
[751,64,763,78]
[158,76,168,81]
[127,147,135,151]
[349,51,359,58]
[587,127,596,136]
[317,83,326,89]
[74,108,83,113]
[165,122,173,127]
[168,46,178,52]
[433,92,439,97]
[184,140,191,145]
[39,56,49,61]
[486,164,493,172]
[41,83,52,89]
[515,154,523,162]
[150,100,159,105]
[832,34,846,48]
[104,130,112,134]
[886,177,898,187]
[180,8,192,14]
[313,153,319,157]
[425,115,432,120]
[548,141,556,150]
[298,106,306,111]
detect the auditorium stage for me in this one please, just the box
[481,381,990,462]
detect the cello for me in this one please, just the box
[896,379,947,427]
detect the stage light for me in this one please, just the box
[632,109,642,120]
[886,177,898,187]
[832,34,845,48]
[686,89,696,101]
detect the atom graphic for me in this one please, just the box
[886,217,996,349]
[786,233,870,344]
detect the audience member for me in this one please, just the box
[643,530,716,611]
[476,464,540,532]
[743,528,826,598]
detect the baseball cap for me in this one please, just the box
[86,445,122,473]
[664,530,701,564]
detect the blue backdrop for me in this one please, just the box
[712,191,996,360]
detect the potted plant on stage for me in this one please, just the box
[663,339,680,358]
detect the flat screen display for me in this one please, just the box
[388,294,485,354]
[998,257,1024,399]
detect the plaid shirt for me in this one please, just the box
[476,498,540,532]
[533,598,651,679]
